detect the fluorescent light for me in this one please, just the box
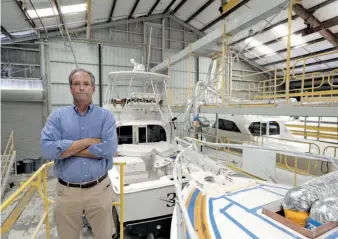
[291,34,305,45]
[272,25,305,46]
[61,4,87,14]
[272,25,288,36]
[27,3,86,18]
[245,37,275,55]
[11,29,35,36]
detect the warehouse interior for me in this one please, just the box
[1,0,338,238]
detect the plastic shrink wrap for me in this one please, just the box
[282,171,338,212]
[309,197,338,224]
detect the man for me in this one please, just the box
[40,68,118,239]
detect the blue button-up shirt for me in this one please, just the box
[40,103,117,183]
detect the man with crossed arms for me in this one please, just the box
[41,68,118,238]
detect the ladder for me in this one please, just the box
[1,131,16,199]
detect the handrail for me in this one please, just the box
[2,131,14,159]
[254,135,321,182]
[292,50,338,80]
[323,145,338,172]
[0,161,126,239]
[172,139,198,239]
[328,69,338,87]
[1,131,15,199]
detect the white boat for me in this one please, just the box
[180,57,337,184]
[170,138,338,239]
[103,69,184,237]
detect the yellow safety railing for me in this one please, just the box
[246,69,286,101]
[252,50,338,103]
[0,161,126,239]
[255,135,321,186]
[1,131,16,199]
[1,131,15,174]
[323,145,338,172]
[328,68,338,87]
[285,123,338,141]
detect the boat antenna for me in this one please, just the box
[146,26,153,72]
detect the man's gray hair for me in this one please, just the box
[68,68,95,86]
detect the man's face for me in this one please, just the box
[70,71,95,104]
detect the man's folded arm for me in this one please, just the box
[73,148,100,159]
[87,111,118,160]
[40,112,100,159]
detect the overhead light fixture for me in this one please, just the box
[272,25,305,46]
[245,37,275,55]
[11,29,35,36]
[27,3,86,18]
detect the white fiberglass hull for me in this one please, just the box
[113,183,178,223]
[170,178,338,239]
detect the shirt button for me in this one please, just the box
[82,127,84,130]
[84,162,86,165]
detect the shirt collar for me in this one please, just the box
[72,103,95,115]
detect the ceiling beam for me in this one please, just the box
[293,3,338,47]
[2,14,170,44]
[244,15,338,53]
[186,0,215,23]
[148,0,160,16]
[86,0,92,40]
[233,50,272,78]
[15,0,36,29]
[107,0,117,23]
[128,0,140,19]
[1,26,13,39]
[302,16,338,36]
[261,47,337,67]
[151,0,290,73]
[168,15,204,37]
[250,37,327,61]
[163,0,177,14]
[307,0,337,13]
[172,0,188,14]
[292,56,338,70]
[200,0,252,32]
[229,0,336,47]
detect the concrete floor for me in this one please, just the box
[1,172,167,239]
[0,174,112,239]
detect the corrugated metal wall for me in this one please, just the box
[1,101,44,160]
[49,18,200,111]
[1,44,44,160]
[47,39,143,111]
[48,40,99,111]
[102,45,143,99]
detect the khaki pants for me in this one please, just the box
[54,177,116,239]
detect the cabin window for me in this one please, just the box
[249,122,267,136]
[139,127,147,143]
[147,125,167,142]
[117,126,133,144]
[269,121,280,135]
[218,119,241,133]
